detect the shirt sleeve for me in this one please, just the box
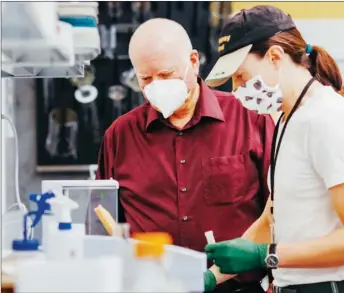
[255,114,275,205]
[307,110,344,189]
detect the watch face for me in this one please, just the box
[266,255,279,268]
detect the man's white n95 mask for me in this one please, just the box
[143,61,190,118]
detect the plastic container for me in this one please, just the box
[2,232,45,279]
[41,180,119,236]
[163,244,207,292]
[2,246,45,278]
[82,234,207,292]
[2,206,27,250]
[131,232,181,292]
[15,256,123,293]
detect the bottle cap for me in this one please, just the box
[12,239,39,251]
[133,232,172,259]
[47,195,78,231]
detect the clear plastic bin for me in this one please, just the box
[83,235,207,292]
[41,180,119,236]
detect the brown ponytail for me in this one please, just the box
[308,45,343,94]
[249,28,344,96]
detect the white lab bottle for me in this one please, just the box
[45,195,84,261]
[46,223,84,261]
[41,212,56,251]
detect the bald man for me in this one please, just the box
[95,18,274,293]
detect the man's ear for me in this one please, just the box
[190,49,200,76]
[266,45,284,69]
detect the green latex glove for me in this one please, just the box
[204,269,217,292]
[205,238,268,274]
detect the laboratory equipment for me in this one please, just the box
[205,230,216,244]
[1,114,27,213]
[45,107,79,159]
[120,68,141,92]
[74,84,101,145]
[88,164,98,179]
[58,2,100,61]
[15,256,123,293]
[2,206,45,278]
[46,196,84,261]
[131,232,185,292]
[82,232,206,292]
[74,85,98,104]
[28,192,55,249]
[94,204,118,236]
[2,205,28,251]
[41,180,119,236]
[58,2,99,19]
[59,15,100,61]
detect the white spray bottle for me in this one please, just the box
[45,195,84,261]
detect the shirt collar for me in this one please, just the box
[145,78,225,131]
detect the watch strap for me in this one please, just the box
[269,243,277,255]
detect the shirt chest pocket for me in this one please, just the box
[202,154,259,205]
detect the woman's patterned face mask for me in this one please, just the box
[233,75,283,114]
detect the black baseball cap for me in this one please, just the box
[206,5,296,87]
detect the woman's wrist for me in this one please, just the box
[209,265,237,284]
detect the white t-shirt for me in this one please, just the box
[270,86,344,287]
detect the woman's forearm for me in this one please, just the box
[242,215,271,243]
[209,265,236,284]
[243,197,272,243]
[277,227,344,268]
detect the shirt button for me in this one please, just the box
[182,216,188,221]
[180,159,186,164]
[181,187,187,192]
[178,131,184,136]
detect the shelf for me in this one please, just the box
[2,61,86,79]
[1,2,100,79]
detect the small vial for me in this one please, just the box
[205,230,216,244]
[121,223,130,240]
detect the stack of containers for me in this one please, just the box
[58,2,100,61]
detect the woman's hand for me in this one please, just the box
[205,238,268,274]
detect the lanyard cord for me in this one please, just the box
[269,77,316,217]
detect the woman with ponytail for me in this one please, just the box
[204,5,344,293]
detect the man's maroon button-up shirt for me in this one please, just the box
[96,79,275,284]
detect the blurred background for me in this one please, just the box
[2,1,344,212]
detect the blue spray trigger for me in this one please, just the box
[29,192,56,228]
[12,192,57,251]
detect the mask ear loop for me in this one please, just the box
[182,59,190,82]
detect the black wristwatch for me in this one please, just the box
[265,243,279,269]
